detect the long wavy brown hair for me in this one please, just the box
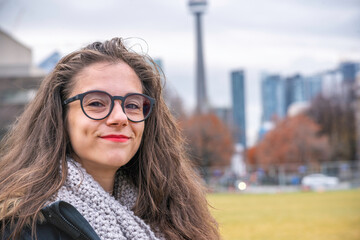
[0,38,220,239]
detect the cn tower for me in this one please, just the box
[188,0,209,113]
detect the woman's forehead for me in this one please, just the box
[71,62,143,95]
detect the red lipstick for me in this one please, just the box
[100,134,130,142]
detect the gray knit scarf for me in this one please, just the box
[51,159,162,240]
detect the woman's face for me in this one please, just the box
[66,61,145,175]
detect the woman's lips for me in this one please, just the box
[100,135,130,142]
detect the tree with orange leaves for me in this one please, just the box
[181,113,234,181]
[256,114,330,171]
[246,145,258,166]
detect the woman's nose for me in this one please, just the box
[105,101,128,126]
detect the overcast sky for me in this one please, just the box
[1,0,359,145]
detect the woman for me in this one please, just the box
[0,38,220,240]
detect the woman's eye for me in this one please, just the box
[88,101,105,107]
[125,103,140,110]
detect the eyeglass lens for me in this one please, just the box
[82,92,151,121]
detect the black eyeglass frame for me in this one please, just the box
[63,90,156,122]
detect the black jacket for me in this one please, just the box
[1,201,101,240]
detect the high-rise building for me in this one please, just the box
[340,62,359,103]
[320,69,342,97]
[340,62,358,84]
[188,0,209,113]
[153,59,163,72]
[285,74,306,112]
[261,74,285,123]
[231,70,246,148]
[305,75,322,101]
[153,58,164,83]
[38,51,61,73]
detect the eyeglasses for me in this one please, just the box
[63,90,155,122]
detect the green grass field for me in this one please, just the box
[208,189,360,240]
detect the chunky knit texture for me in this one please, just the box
[51,159,162,240]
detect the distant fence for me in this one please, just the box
[205,160,360,191]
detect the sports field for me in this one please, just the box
[208,189,360,240]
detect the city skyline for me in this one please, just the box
[0,0,359,145]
